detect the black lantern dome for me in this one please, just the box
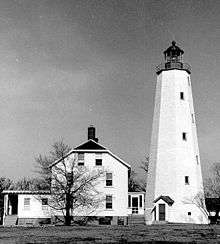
[156,41,191,74]
[164,41,184,63]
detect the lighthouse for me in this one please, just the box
[145,41,208,224]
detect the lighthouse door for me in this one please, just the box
[159,204,165,221]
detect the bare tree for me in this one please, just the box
[35,140,71,189]
[128,156,149,192]
[204,163,220,198]
[202,163,220,224]
[183,191,209,224]
[12,177,48,191]
[139,156,149,191]
[128,170,143,192]
[50,155,104,226]
[191,192,209,218]
[140,156,149,174]
[35,140,104,226]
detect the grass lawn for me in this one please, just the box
[0,224,220,243]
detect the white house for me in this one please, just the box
[49,125,131,225]
[3,191,51,226]
[3,126,145,226]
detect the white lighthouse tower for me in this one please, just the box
[145,41,208,224]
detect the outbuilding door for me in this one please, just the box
[159,204,165,221]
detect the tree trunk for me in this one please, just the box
[65,193,71,226]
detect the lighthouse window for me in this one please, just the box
[191,114,194,123]
[185,176,189,185]
[196,155,199,164]
[182,132,187,141]
[180,92,184,100]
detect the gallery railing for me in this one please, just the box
[156,62,191,74]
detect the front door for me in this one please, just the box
[159,204,165,221]
[8,195,18,215]
[132,197,138,214]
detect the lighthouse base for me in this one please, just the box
[145,199,209,225]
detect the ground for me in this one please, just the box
[0,224,220,243]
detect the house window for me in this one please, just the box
[95,153,102,166]
[99,216,112,225]
[128,195,131,208]
[182,132,187,141]
[24,198,30,210]
[96,159,102,166]
[42,198,48,206]
[106,173,113,186]
[188,212,191,216]
[117,216,125,225]
[42,198,48,210]
[185,176,189,185]
[139,195,142,208]
[78,153,84,166]
[106,195,112,209]
[180,92,184,100]
[196,155,199,164]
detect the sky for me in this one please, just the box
[0,0,219,180]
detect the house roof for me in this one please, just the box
[50,139,130,169]
[74,139,106,150]
[154,195,174,205]
[205,198,220,211]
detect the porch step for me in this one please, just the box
[4,215,18,226]
[128,214,145,225]
[152,220,168,224]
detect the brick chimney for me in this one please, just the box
[88,125,98,142]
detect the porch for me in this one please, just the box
[128,192,145,225]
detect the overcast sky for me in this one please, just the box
[0,0,219,180]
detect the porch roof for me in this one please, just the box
[154,195,174,206]
[128,191,145,195]
[2,190,50,195]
